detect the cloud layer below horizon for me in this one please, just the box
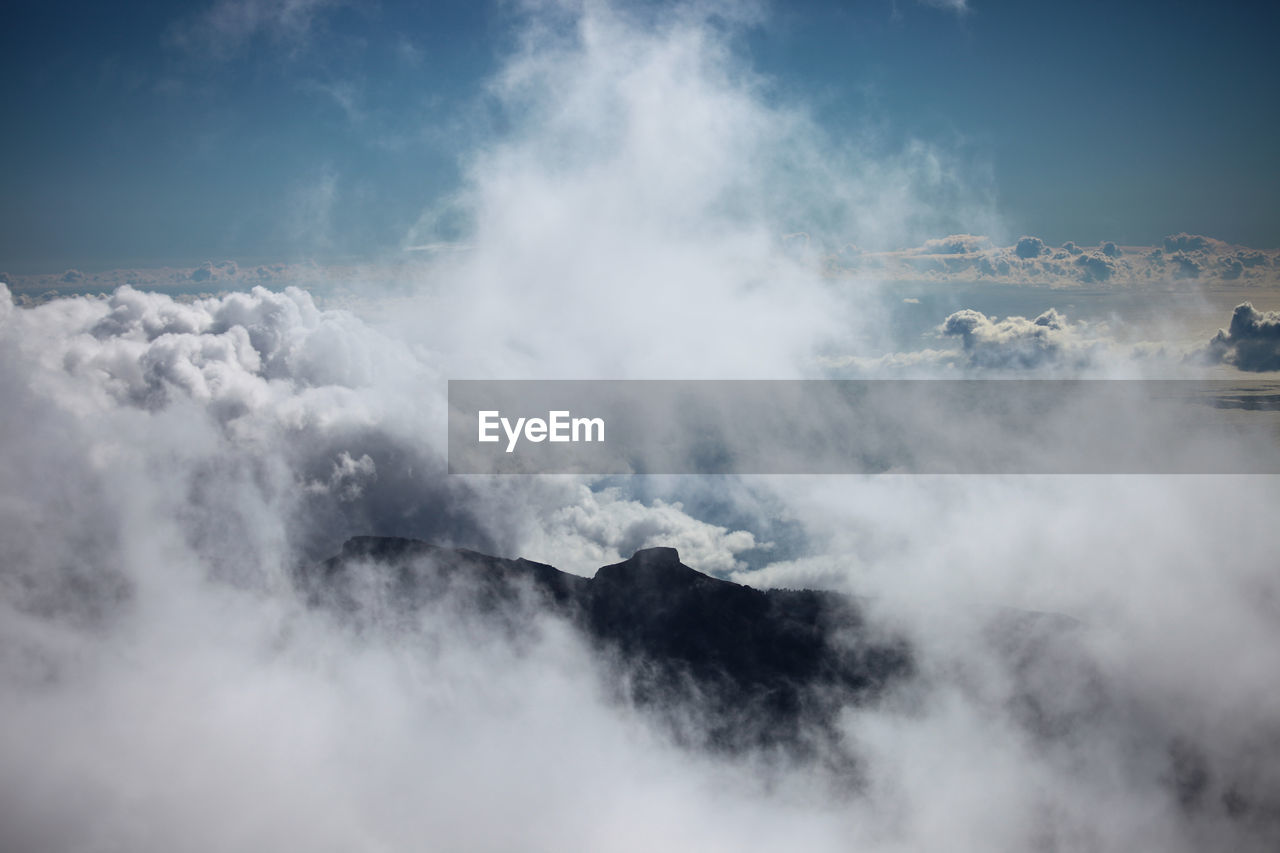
[8,230,1280,299]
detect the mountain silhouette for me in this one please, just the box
[294,538,1271,822]
[297,537,1073,757]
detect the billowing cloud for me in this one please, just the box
[1164,232,1221,253]
[1205,302,1280,371]
[939,306,1102,370]
[824,300,1208,377]
[521,485,760,577]
[918,233,994,255]
[1014,235,1047,258]
[1074,250,1116,282]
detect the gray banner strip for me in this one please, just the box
[448,380,1280,474]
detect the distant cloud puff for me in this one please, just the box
[939,307,1098,370]
[828,301,1203,376]
[1074,252,1115,282]
[1163,233,1217,253]
[1206,303,1280,372]
[916,234,993,255]
[1015,236,1047,259]
[528,486,759,578]
[1170,252,1201,278]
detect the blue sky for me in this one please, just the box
[2,0,1277,272]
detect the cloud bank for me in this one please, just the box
[9,228,1280,303]
[828,232,1280,288]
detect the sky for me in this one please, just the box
[2,0,1278,272]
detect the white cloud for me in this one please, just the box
[938,306,1102,370]
[5,2,1280,850]
[821,304,1212,377]
[521,485,760,577]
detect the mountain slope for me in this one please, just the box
[298,537,913,755]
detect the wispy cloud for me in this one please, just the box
[919,0,971,14]
[169,0,348,58]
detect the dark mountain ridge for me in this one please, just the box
[299,537,913,756]
[295,537,1278,829]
